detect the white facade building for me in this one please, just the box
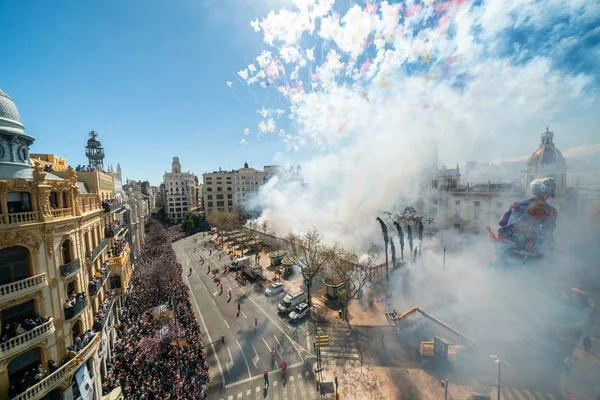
[202,163,303,217]
[163,157,198,223]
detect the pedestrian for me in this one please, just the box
[238,302,241,312]
[228,288,232,299]
[263,369,269,387]
[207,265,210,274]
[220,283,223,294]
[188,267,192,277]
[563,357,572,375]
[584,336,592,352]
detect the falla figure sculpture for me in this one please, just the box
[487,177,558,267]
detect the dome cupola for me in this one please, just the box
[0,89,36,179]
[528,128,565,169]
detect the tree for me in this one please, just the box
[207,210,239,245]
[326,245,376,320]
[393,221,405,263]
[392,207,434,262]
[375,217,389,280]
[285,229,331,306]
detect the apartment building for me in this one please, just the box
[163,157,198,223]
[0,89,132,400]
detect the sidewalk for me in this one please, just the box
[560,302,600,400]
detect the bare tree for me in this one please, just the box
[326,245,376,321]
[207,210,239,245]
[285,229,331,306]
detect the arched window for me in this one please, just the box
[8,347,42,393]
[0,246,31,285]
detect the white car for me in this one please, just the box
[289,303,310,322]
[265,282,284,296]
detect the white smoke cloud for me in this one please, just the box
[235,0,598,247]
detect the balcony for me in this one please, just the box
[59,259,81,277]
[104,220,124,238]
[107,243,129,266]
[103,201,122,213]
[64,295,87,320]
[0,274,48,303]
[86,239,107,263]
[0,211,40,226]
[88,270,109,297]
[0,318,55,361]
[80,193,102,213]
[10,333,100,400]
[49,207,73,219]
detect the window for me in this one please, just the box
[227,187,232,191]
[228,200,233,206]
[217,201,224,207]
[207,195,212,200]
[207,202,213,208]
[207,187,212,192]
[474,210,480,220]
[0,246,30,285]
[432,180,438,189]
[61,240,72,265]
[216,194,224,200]
[217,187,222,192]
[474,201,480,207]
[227,194,232,199]
[7,192,31,213]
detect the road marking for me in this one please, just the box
[262,337,272,352]
[238,294,313,360]
[290,376,294,382]
[226,347,234,372]
[184,259,225,387]
[237,393,242,399]
[256,386,260,392]
[223,361,305,389]
[212,299,216,305]
[306,334,310,349]
[522,390,536,400]
[241,310,248,319]
[224,319,230,329]
[273,335,284,355]
[251,343,260,367]
[236,339,252,378]
[247,389,252,395]
[273,380,278,386]
[228,396,233,400]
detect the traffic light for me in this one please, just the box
[221,335,225,344]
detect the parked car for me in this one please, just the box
[289,302,310,322]
[265,282,284,296]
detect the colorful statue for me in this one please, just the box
[487,177,558,267]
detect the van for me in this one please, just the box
[231,256,251,270]
[277,290,306,314]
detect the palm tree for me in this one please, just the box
[393,221,405,263]
[389,237,397,268]
[417,221,424,257]
[406,224,414,263]
[376,217,389,280]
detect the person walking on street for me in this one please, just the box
[228,288,232,300]
[584,336,592,353]
[255,317,258,332]
[188,267,192,277]
[219,283,223,295]
[264,370,269,388]
[238,302,241,312]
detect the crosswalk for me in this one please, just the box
[218,371,319,400]
[319,322,361,364]
[502,387,559,400]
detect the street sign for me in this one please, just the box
[315,335,329,348]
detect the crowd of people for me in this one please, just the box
[1,315,51,344]
[105,219,123,237]
[102,220,209,399]
[93,291,114,332]
[75,164,105,172]
[109,239,128,258]
[88,262,109,295]
[102,197,122,211]
[63,292,86,310]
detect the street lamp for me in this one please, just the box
[490,355,510,400]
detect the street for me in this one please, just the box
[173,233,320,399]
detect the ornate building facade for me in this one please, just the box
[0,89,132,400]
[163,157,198,223]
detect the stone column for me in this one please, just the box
[0,362,9,400]
[0,190,8,215]
[57,191,64,208]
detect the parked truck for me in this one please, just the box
[232,256,263,279]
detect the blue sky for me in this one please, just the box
[1,0,599,188]
[0,0,290,185]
